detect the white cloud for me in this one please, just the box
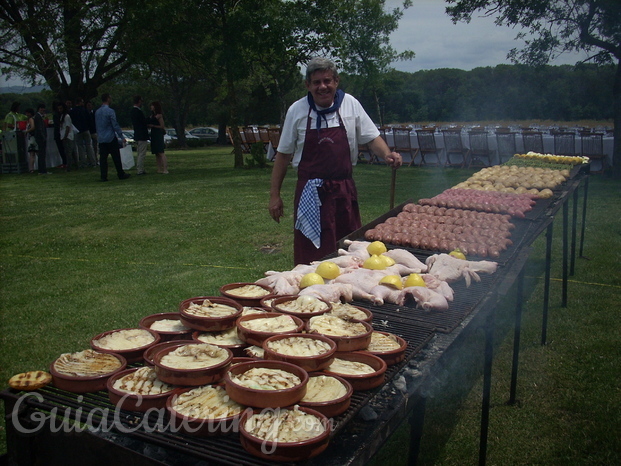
[386,0,589,72]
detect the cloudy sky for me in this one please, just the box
[1,0,590,90]
[386,0,589,72]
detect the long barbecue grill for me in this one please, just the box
[1,166,590,465]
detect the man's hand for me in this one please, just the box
[269,195,284,223]
[385,151,402,168]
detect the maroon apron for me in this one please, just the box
[293,109,361,265]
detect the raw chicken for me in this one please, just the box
[385,263,428,276]
[368,285,401,305]
[256,271,303,295]
[333,269,387,304]
[291,264,316,275]
[383,249,428,272]
[425,254,497,287]
[338,240,371,261]
[311,255,363,269]
[398,286,449,311]
[421,274,454,301]
[298,284,354,303]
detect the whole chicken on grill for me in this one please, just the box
[398,286,449,311]
[426,253,497,287]
[298,283,354,303]
[256,271,304,295]
[383,249,428,272]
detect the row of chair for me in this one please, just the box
[227,126,281,153]
[360,127,608,174]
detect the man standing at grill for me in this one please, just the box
[269,57,402,265]
[95,93,130,182]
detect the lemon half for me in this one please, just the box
[404,273,426,288]
[379,275,403,290]
[315,261,340,280]
[300,273,325,288]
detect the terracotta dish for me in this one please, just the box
[239,406,331,462]
[219,282,273,307]
[362,331,408,366]
[166,385,247,437]
[299,373,353,418]
[271,295,332,321]
[152,342,233,386]
[139,312,193,341]
[224,360,308,408]
[49,350,126,393]
[90,328,160,364]
[236,312,304,347]
[179,296,243,332]
[322,352,387,391]
[106,367,178,412]
[262,333,337,372]
[306,316,373,352]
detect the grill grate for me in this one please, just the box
[6,319,437,465]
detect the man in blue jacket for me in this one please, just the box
[95,93,130,182]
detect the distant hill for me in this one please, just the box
[0,84,49,94]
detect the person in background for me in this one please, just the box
[147,101,168,174]
[52,101,67,169]
[86,100,98,164]
[71,97,97,167]
[58,102,77,171]
[3,101,25,131]
[34,103,50,175]
[22,108,38,173]
[131,95,149,175]
[269,57,402,265]
[95,93,130,182]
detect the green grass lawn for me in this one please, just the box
[1,146,620,464]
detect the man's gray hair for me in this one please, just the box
[305,57,339,82]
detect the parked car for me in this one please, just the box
[189,127,231,143]
[188,126,218,141]
[165,128,199,140]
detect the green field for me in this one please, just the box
[1,146,619,464]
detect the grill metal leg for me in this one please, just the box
[542,223,553,345]
[509,267,525,404]
[479,308,495,466]
[562,199,569,307]
[579,176,589,258]
[570,188,578,276]
[408,396,426,465]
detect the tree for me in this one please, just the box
[328,0,415,125]
[446,0,621,178]
[0,0,135,102]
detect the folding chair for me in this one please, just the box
[441,127,466,167]
[522,130,544,153]
[368,126,392,164]
[580,131,607,175]
[227,126,250,153]
[267,127,281,150]
[552,130,576,156]
[414,128,442,166]
[382,126,412,166]
[467,130,496,167]
[257,127,270,151]
[495,128,517,164]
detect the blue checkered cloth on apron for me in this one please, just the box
[295,178,324,248]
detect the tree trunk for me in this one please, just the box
[374,89,383,127]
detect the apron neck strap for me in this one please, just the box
[307,89,344,130]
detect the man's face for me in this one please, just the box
[306,70,339,108]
